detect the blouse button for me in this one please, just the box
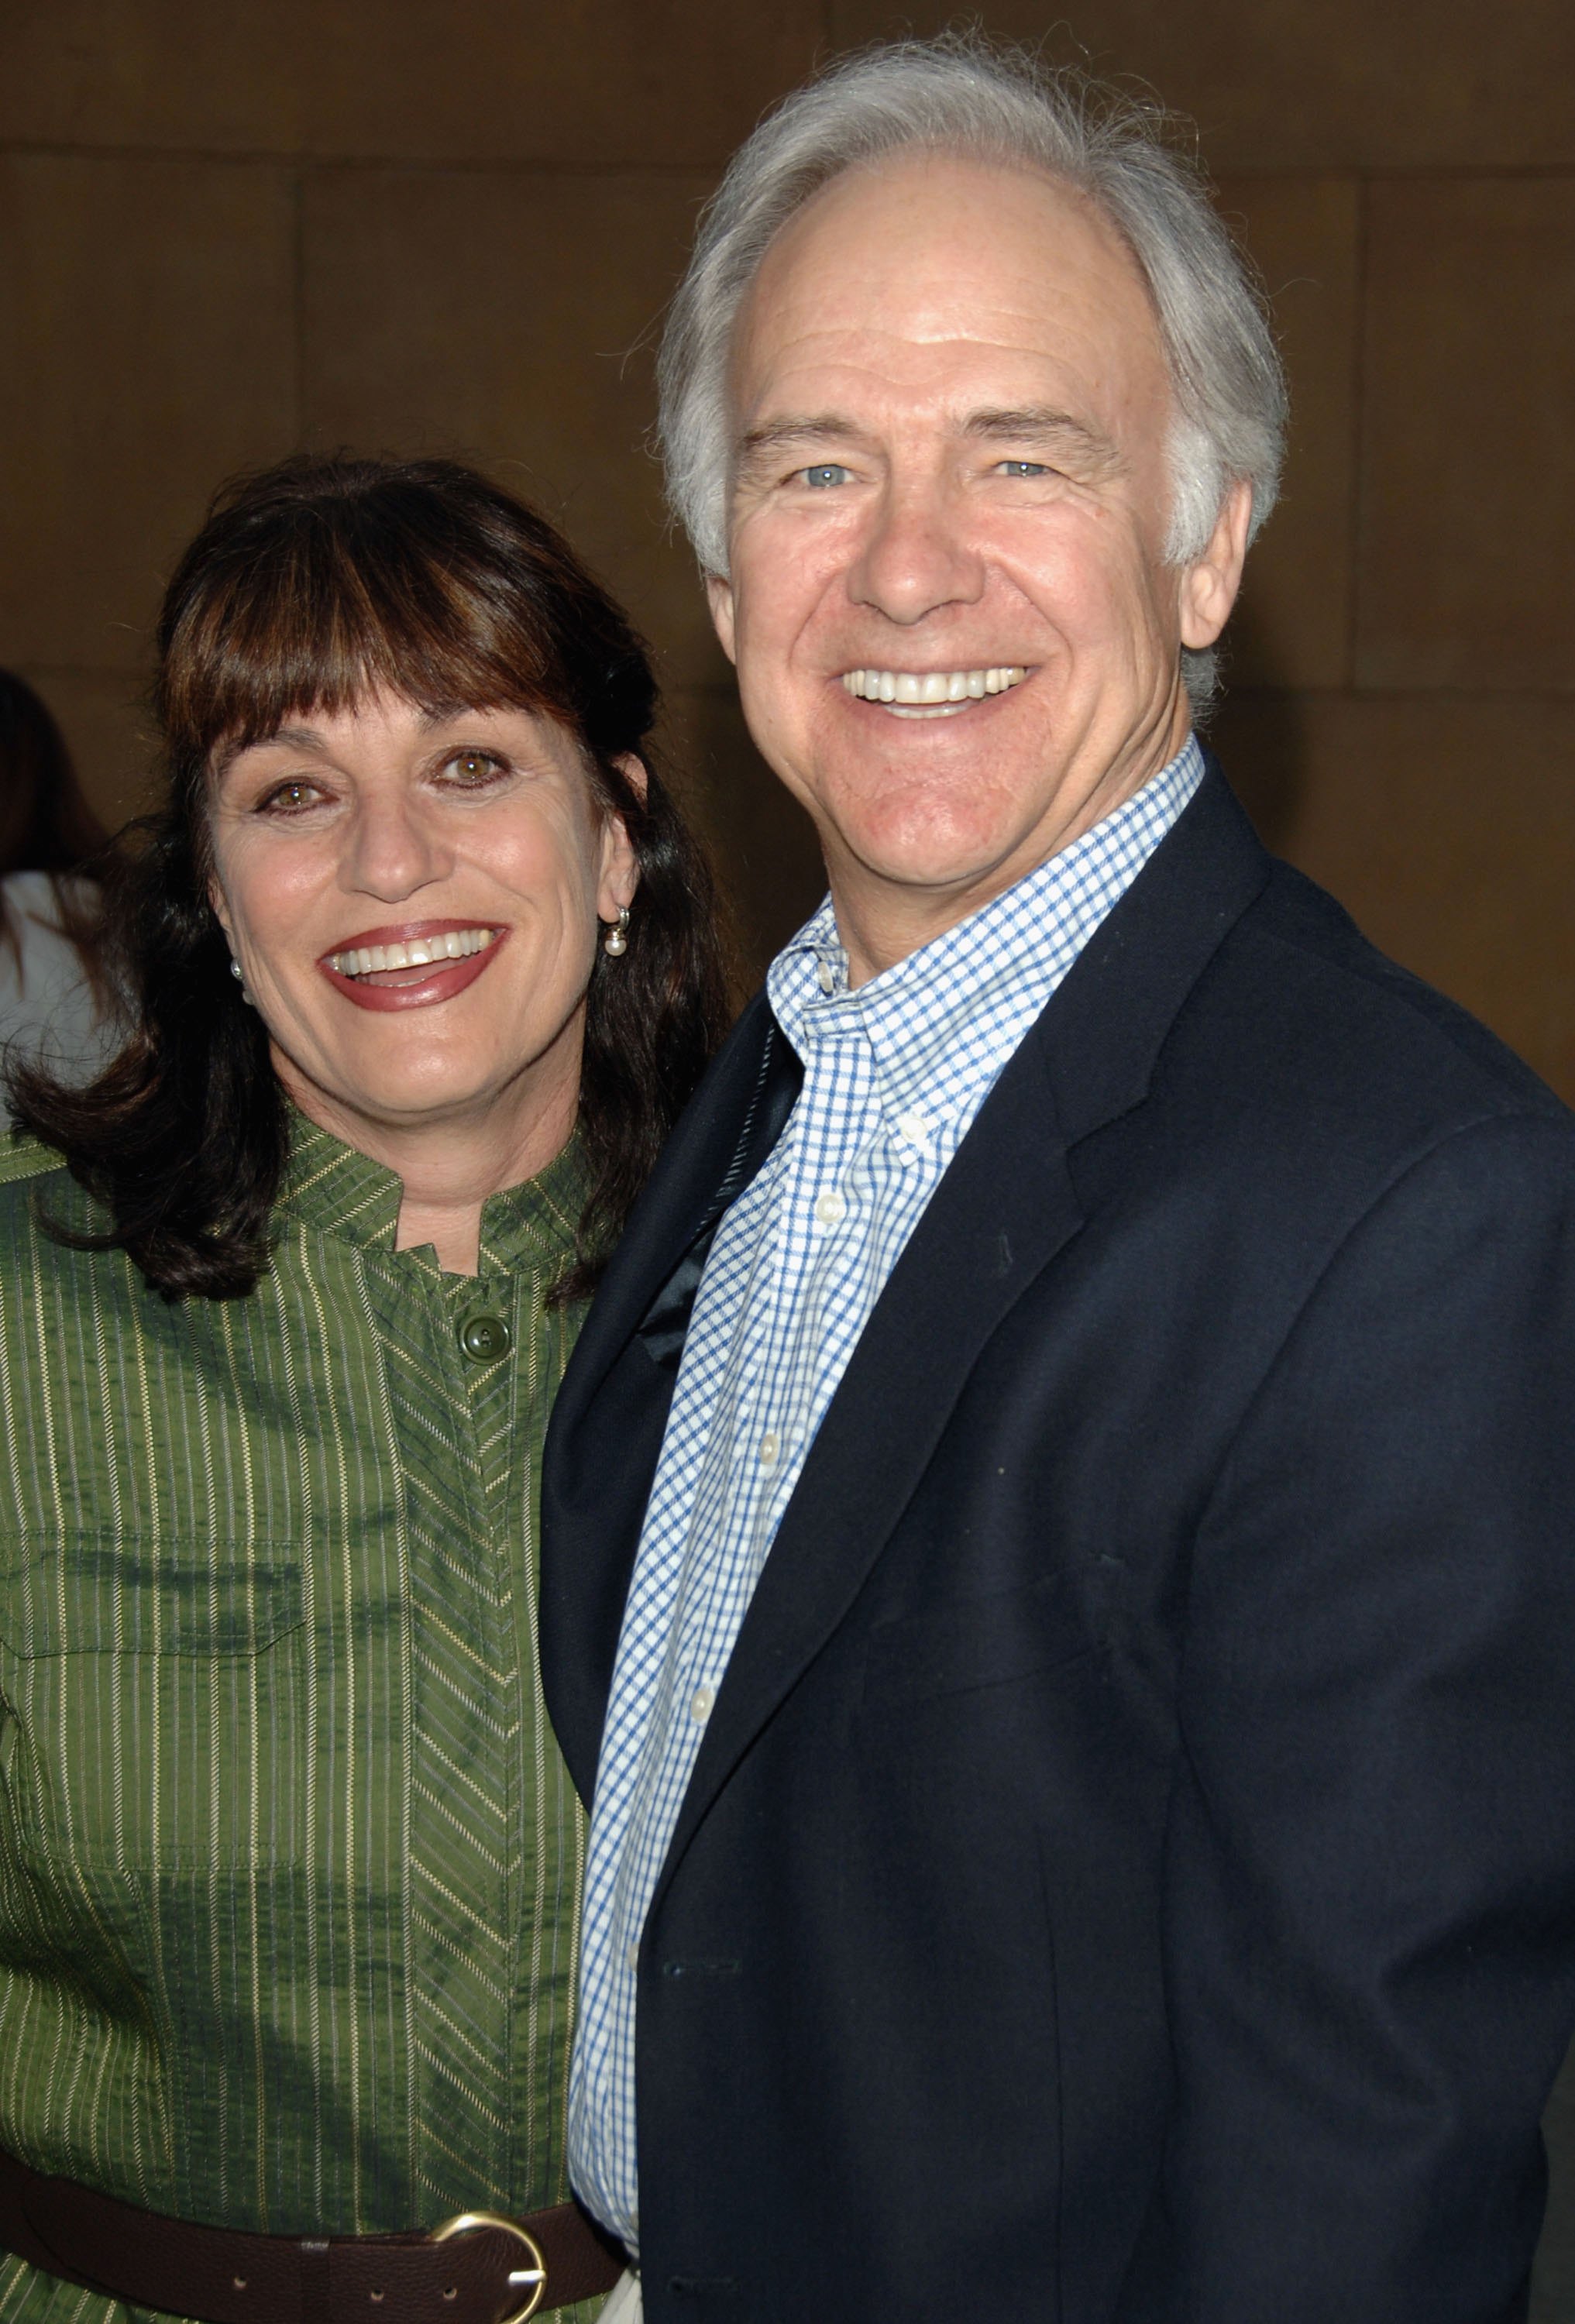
[459,1313,512,1363]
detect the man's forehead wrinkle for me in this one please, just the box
[734,311,1164,420]
[748,166,1156,338]
[747,303,1107,363]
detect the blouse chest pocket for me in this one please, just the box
[0,1530,306,1872]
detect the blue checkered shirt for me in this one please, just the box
[567,737,1205,2247]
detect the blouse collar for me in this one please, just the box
[276,1108,585,1277]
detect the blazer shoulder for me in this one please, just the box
[1221,858,1569,1128]
[1109,854,1575,1243]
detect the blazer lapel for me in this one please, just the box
[655,999,1082,1885]
[655,762,1272,1880]
[634,1024,803,1367]
[541,993,801,1788]
[557,991,799,1401]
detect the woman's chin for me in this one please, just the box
[278,1051,505,1141]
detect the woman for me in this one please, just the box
[0,669,117,1078]
[0,456,727,2324]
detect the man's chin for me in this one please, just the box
[829,824,1042,912]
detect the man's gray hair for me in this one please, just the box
[657,34,1287,706]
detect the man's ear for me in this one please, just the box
[707,571,738,664]
[1178,479,1253,651]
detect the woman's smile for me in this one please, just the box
[319,917,508,1011]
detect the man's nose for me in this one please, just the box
[342,794,452,900]
[845,480,985,625]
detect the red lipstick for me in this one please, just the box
[316,919,507,1015]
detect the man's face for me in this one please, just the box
[708,153,1250,975]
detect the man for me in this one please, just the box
[542,37,1575,2323]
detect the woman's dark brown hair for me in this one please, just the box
[9,455,731,1301]
[0,669,112,1002]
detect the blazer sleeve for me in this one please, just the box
[1141,1111,1575,2324]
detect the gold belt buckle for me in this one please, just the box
[432,2211,548,2324]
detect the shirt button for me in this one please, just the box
[689,1684,716,1724]
[758,1431,780,1469]
[459,1313,512,1363]
[817,958,838,995]
[894,1107,933,1147]
[627,1942,640,1972]
[813,1189,847,1229]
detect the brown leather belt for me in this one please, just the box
[0,2144,625,2323]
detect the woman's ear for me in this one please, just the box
[614,751,648,803]
[597,757,644,919]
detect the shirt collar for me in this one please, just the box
[769,736,1205,1109]
[276,1107,586,1275]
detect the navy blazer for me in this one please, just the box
[542,767,1575,2324]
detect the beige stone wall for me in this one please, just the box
[2,1,1571,1092]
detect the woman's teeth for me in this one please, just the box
[841,666,1028,718]
[329,927,498,978]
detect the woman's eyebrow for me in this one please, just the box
[214,724,333,779]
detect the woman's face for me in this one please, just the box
[208,692,637,1159]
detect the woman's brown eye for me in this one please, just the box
[267,782,315,811]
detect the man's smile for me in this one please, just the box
[838,664,1030,718]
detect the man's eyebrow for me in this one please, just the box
[964,407,1123,463]
[735,414,867,463]
[734,407,1124,472]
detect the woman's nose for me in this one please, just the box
[342,795,452,900]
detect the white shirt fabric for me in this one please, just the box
[0,871,115,1083]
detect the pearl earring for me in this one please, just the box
[229,957,255,1006]
[602,906,631,958]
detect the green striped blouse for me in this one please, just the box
[0,1117,605,2324]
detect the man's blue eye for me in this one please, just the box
[803,464,852,488]
[999,459,1050,478]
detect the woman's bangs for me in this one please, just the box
[171,524,559,770]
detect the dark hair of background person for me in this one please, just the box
[0,669,112,1005]
[9,455,732,1305]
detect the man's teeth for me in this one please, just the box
[841,666,1028,709]
[330,927,498,978]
